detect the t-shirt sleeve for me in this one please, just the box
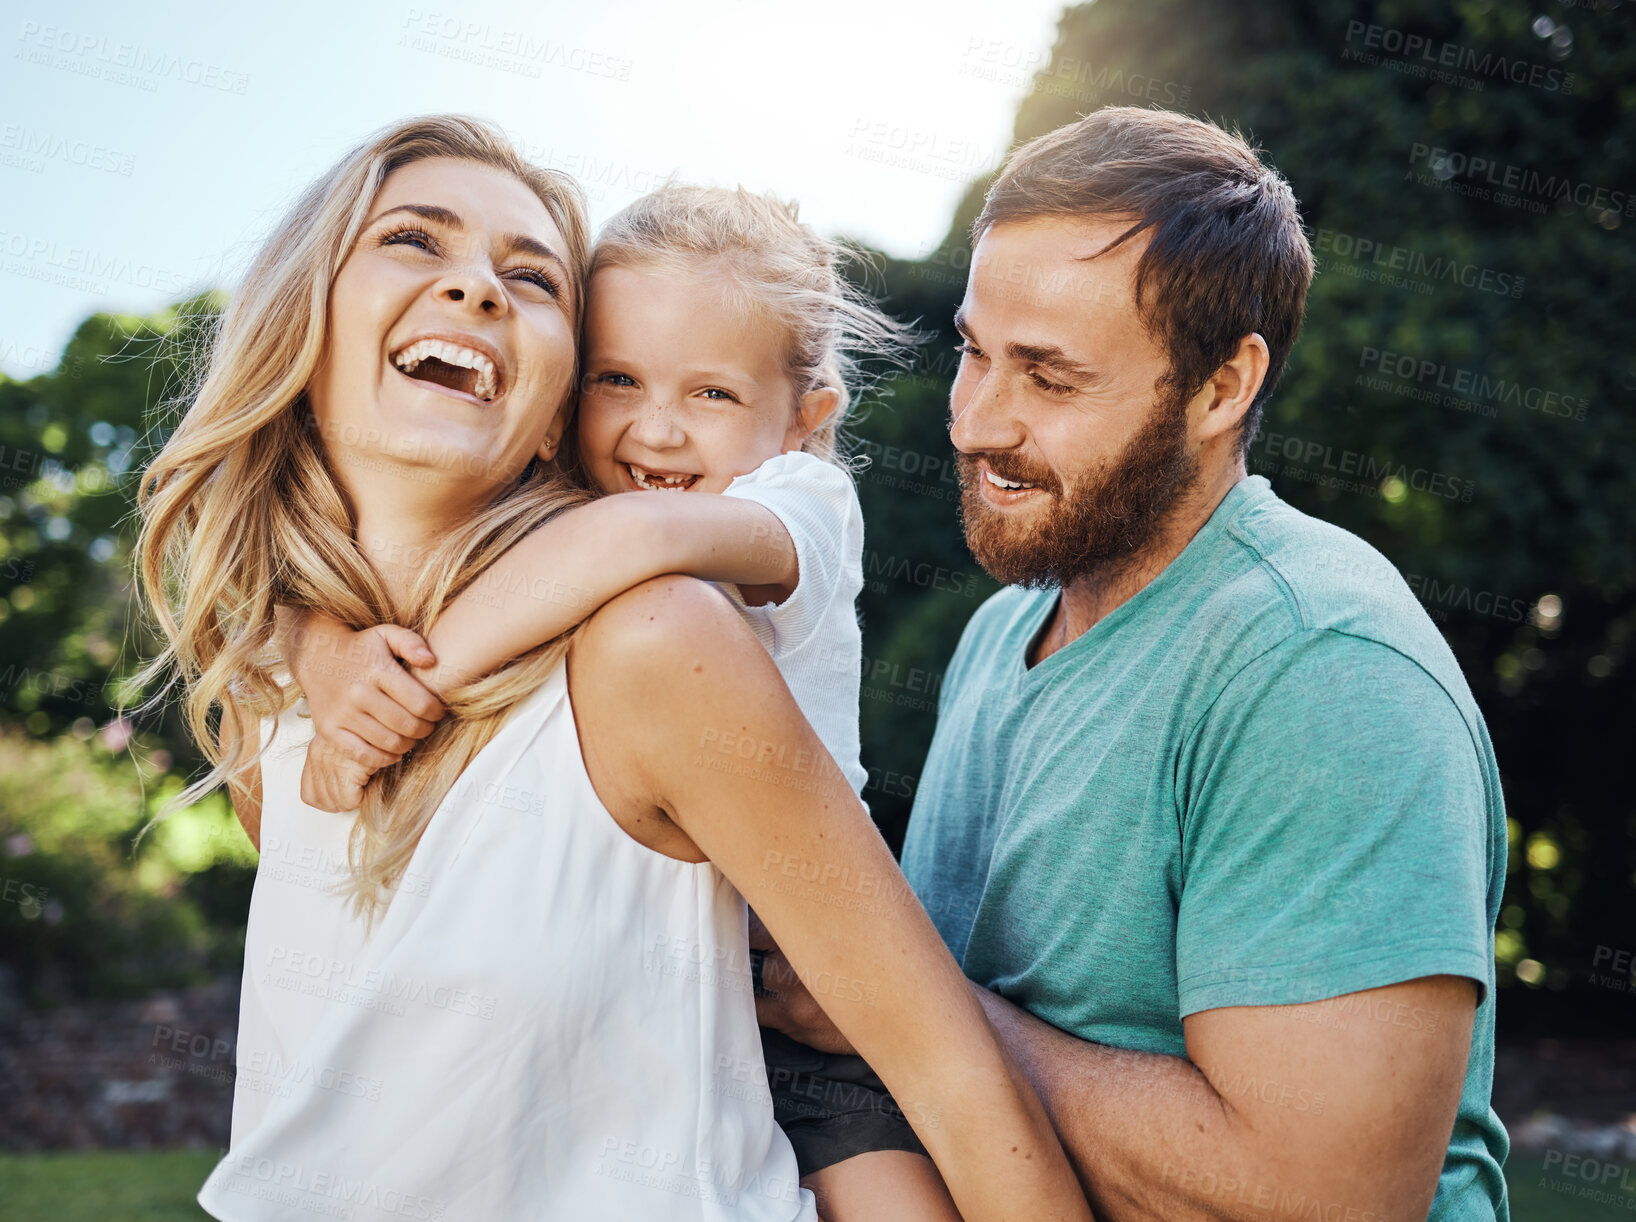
[1174,629,1494,1017]
[720,452,862,656]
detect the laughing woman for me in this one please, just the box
[136,116,1090,1222]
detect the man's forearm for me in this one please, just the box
[973,987,1282,1222]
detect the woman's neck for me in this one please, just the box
[350,472,493,612]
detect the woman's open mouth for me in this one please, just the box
[625,462,700,491]
[389,336,504,403]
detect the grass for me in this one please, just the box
[0,1148,1626,1219]
[0,1149,218,1220]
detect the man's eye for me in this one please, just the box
[1031,373,1075,397]
[955,342,985,360]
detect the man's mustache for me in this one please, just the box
[954,450,1062,496]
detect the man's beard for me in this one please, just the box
[956,387,1200,589]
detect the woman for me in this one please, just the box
[137,116,1090,1221]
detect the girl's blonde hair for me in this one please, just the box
[136,115,593,921]
[592,184,912,464]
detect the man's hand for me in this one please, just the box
[748,909,857,1055]
[282,610,446,811]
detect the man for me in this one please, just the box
[756,106,1509,1221]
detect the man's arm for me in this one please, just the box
[758,963,1470,1220]
[972,975,1474,1222]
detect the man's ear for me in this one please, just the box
[784,386,843,452]
[1194,333,1270,445]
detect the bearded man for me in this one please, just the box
[756,107,1510,1222]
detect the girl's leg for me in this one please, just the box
[804,1150,961,1222]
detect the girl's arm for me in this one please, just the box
[279,495,795,812]
[570,576,1094,1222]
[418,492,795,695]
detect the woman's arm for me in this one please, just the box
[418,492,795,695]
[569,576,1092,1222]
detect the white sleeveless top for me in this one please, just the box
[198,661,817,1222]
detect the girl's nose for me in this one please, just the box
[627,397,687,450]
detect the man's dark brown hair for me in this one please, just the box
[973,107,1313,450]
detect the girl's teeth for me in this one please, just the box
[628,465,693,490]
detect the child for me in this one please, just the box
[285,185,958,1222]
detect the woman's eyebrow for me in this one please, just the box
[367,202,567,273]
[368,202,462,229]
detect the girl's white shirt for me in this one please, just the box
[719,451,868,797]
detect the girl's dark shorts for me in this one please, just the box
[759,1027,930,1178]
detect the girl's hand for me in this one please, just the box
[749,910,856,1054]
[282,612,446,811]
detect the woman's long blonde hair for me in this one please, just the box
[136,115,593,920]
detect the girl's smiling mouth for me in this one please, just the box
[624,461,700,491]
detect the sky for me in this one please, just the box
[0,0,1067,380]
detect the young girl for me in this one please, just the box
[288,185,963,1222]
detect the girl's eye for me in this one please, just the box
[380,225,438,253]
[598,373,637,388]
[701,388,739,402]
[507,267,561,298]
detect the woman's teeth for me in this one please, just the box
[627,464,697,491]
[392,339,499,401]
[983,468,1038,491]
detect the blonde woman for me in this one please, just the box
[138,116,1089,1222]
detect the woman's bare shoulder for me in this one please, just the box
[572,574,757,676]
[565,575,772,860]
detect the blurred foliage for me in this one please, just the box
[848,0,1635,1007]
[0,0,1630,1012]
[0,728,254,1006]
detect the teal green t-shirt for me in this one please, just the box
[901,475,1509,1221]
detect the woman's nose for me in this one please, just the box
[434,262,508,316]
